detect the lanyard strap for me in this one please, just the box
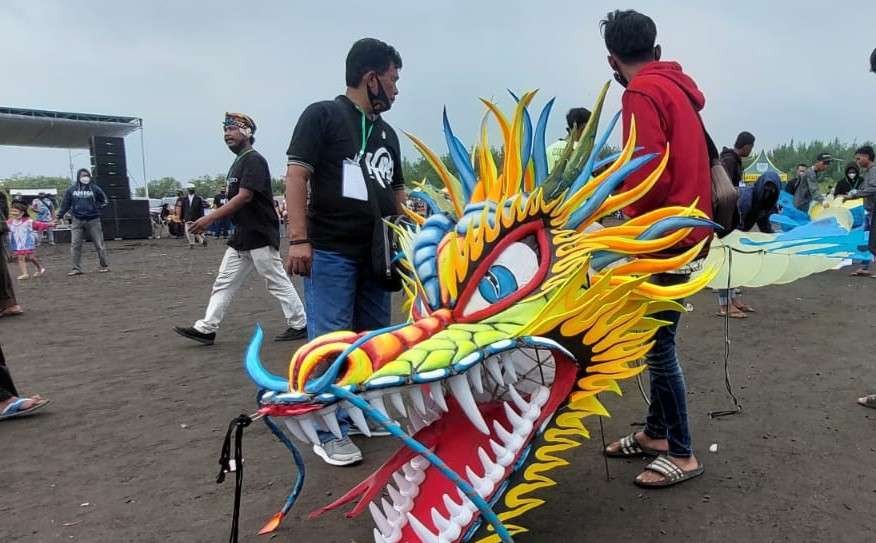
[358,112,375,160]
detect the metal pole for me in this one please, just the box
[139,119,149,199]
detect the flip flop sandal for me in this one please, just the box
[0,397,50,421]
[857,395,876,409]
[634,455,704,488]
[716,310,747,319]
[605,432,667,458]
[734,305,756,313]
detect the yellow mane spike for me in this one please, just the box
[575,142,671,231]
[401,206,426,226]
[609,238,708,276]
[558,115,639,216]
[502,91,537,199]
[479,99,511,145]
[405,131,465,217]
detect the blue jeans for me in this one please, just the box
[643,273,693,458]
[305,249,391,443]
[304,249,391,339]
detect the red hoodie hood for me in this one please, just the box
[630,61,705,112]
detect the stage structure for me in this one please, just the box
[0,106,151,240]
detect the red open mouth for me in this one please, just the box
[286,347,580,542]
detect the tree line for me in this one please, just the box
[2,137,873,198]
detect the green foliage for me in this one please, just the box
[0,174,71,193]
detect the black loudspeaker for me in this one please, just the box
[102,186,131,200]
[92,162,127,178]
[105,199,149,217]
[100,218,151,240]
[89,136,126,158]
[95,175,130,189]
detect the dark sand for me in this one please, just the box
[1,238,874,542]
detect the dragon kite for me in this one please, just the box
[241,83,733,542]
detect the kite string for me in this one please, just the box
[709,245,742,418]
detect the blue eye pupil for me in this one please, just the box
[477,265,518,303]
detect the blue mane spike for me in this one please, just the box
[567,110,622,196]
[565,153,657,229]
[533,98,555,185]
[638,217,720,240]
[442,109,475,198]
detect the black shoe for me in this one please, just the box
[174,326,215,345]
[274,327,307,342]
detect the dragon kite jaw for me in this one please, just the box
[244,83,718,542]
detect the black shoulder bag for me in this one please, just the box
[334,98,403,292]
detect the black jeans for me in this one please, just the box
[643,273,693,458]
[0,344,19,402]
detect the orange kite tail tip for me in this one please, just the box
[257,512,284,535]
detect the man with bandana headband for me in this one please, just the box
[174,113,307,346]
[284,38,406,466]
[56,168,110,275]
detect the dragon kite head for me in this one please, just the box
[245,83,717,542]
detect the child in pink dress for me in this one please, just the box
[6,203,53,280]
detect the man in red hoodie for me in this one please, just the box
[600,9,710,488]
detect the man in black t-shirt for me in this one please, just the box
[174,113,306,346]
[284,38,406,466]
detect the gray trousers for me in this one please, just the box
[71,218,109,271]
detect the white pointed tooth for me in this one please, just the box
[346,405,372,437]
[448,374,489,434]
[408,414,426,434]
[478,447,505,481]
[501,355,518,383]
[406,513,440,543]
[373,528,387,543]
[493,420,524,450]
[369,396,390,418]
[503,401,532,435]
[431,507,452,532]
[411,455,430,471]
[465,466,493,498]
[388,484,413,515]
[283,419,308,443]
[428,381,448,412]
[531,384,550,408]
[456,488,478,512]
[507,385,529,414]
[389,392,407,418]
[369,501,391,535]
[442,493,473,526]
[467,366,484,394]
[484,357,504,386]
[393,472,419,499]
[297,415,321,444]
[408,386,427,415]
[321,412,343,439]
[489,439,516,467]
[381,497,401,525]
[403,463,426,485]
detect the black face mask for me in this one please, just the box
[367,75,392,113]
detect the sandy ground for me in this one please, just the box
[1,238,874,543]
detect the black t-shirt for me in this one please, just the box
[226,149,279,251]
[286,95,404,259]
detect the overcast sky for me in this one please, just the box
[1,1,874,190]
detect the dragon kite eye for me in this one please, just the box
[461,236,542,318]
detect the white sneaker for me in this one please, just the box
[312,437,363,466]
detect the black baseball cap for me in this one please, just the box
[815,152,835,163]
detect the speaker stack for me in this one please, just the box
[87,136,151,240]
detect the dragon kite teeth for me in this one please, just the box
[242,86,727,542]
